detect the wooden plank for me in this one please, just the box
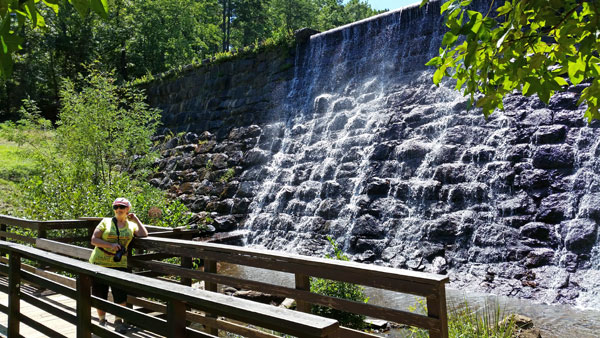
[20,292,77,324]
[339,326,381,338]
[167,300,187,337]
[42,220,97,230]
[187,311,281,338]
[89,323,125,338]
[133,237,448,292]
[19,312,67,338]
[76,273,92,338]
[8,252,21,338]
[36,238,92,260]
[130,259,439,330]
[0,242,340,337]
[0,215,40,230]
[50,236,91,244]
[0,231,36,244]
[131,252,176,261]
[91,297,168,335]
[427,287,449,338]
[128,296,281,338]
[19,269,77,298]
[295,273,311,313]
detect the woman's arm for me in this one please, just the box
[129,213,149,238]
[90,228,121,250]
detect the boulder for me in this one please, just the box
[532,144,574,169]
[562,218,598,253]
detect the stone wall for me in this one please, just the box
[145,45,296,139]
[145,1,600,309]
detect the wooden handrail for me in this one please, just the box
[0,214,450,337]
[0,241,340,337]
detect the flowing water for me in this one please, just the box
[238,0,600,332]
[219,263,600,337]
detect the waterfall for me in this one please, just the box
[235,1,600,308]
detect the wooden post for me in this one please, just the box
[1,224,6,242]
[8,252,21,338]
[427,286,449,338]
[204,259,218,335]
[87,225,95,248]
[38,224,47,239]
[295,273,311,313]
[76,274,93,338]
[181,256,193,286]
[167,300,187,337]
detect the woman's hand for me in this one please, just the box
[111,243,122,251]
[128,213,141,224]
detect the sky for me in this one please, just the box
[354,0,421,11]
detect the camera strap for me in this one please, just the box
[112,217,121,246]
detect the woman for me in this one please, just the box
[89,197,148,333]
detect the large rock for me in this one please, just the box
[562,218,598,253]
[532,144,574,169]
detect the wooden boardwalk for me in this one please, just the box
[0,277,162,338]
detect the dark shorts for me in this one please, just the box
[91,267,129,304]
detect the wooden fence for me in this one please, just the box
[0,241,339,337]
[0,214,450,337]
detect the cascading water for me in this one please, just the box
[239,0,600,310]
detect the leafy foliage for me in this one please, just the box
[0,70,189,227]
[0,0,107,79]
[310,236,369,330]
[57,65,160,186]
[422,0,600,121]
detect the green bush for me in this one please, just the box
[310,236,369,330]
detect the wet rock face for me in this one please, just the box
[147,0,600,309]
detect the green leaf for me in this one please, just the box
[69,0,90,17]
[42,0,60,13]
[425,56,442,66]
[442,31,458,47]
[554,76,568,86]
[419,0,428,8]
[433,66,446,85]
[568,56,585,85]
[496,2,512,16]
[90,0,108,19]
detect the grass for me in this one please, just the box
[407,297,517,338]
[0,139,40,181]
[0,138,40,214]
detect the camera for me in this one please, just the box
[113,246,127,262]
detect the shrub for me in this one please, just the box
[409,297,517,338]
[310,236,369,329]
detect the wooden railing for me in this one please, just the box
[0,215,450,338]
[129,237,450,338]
[0,241,339,338]
[0,215,200,247]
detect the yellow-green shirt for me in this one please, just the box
[89,218,138,268]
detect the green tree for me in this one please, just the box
[231,0,271,48]
[270,0,318,35]
[0,0,108,79]
[57,65,161,186]
[423,0,600,121]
